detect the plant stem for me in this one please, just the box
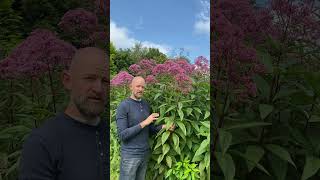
[305,95,317,133]
[48,65,56,113]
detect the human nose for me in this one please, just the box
[92,79,104,93]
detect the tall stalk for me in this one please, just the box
[47,65,56,113]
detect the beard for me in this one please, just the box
[133,91,143,99]
[72,95,105,119]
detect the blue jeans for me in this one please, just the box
[119,155,150,180]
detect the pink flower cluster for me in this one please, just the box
[114,58,202,94]
[58,8,98,36]
[212,0,271,98]
[145,75,157,84]
[0,29,76,79]
[110,71,133,86]
[194,56,209,75]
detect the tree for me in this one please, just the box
[110,42,117,76]
[0,0,23,57]
[144,48,167,64]
[113,49,135,73]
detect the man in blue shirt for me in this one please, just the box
[116,76,174,180]
[19,47,109,180]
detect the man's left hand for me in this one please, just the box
[162,124,176,132]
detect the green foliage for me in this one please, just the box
[165,158,200,180]
[213,35,320,180]
[0,8,23,57]
[0,70,68,179]
[111,66,210,179]
[111,42,168,73]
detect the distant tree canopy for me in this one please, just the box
[111,42,169,74]
[0,0,99,57]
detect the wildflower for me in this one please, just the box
[110,71,133,86]
[59,8,98,36]
[128,64,141,76]
[145,75,157,84]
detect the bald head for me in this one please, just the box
[130,76,145,86]
[69,47,107,75]
[130,76,145,100]
[63,47,108,122]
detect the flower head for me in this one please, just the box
[110,71,133,86]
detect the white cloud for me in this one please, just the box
[110,21,135,49]
[110,20,171,54]
[140,41,171,55]
[194,0,210,35]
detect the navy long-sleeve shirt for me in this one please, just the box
[19,112,109,180]
[116,98,161,158]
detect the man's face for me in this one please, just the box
[130,78,145,99]
[64,49,108,119]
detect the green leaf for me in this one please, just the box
[193,139,209,158]
[162,131,170,145]
[259,104,274,120]
[154,93,161,100]
[186,108,193,116]
[216,152,235,180]
[273,89,298,101]
[200,121,210,129]
[257,50,273,73]
[166,156,172,168]
[253,74,270,99]
[309,115,320,123]
[194,107,202,114]
[266,144,296,168]
[245,146,265,172]
[187,139,192,150]
[175,128,186,141]
[301,156,320,180]
[154,138,162,150]
[176,121,187,136]
[157,154,165,164]
[219,130,232,155]
[162,144,170,155]
[178,109,184,121]
[178,102,183,110]
[165,105,176,114]
[231,150,270,176]
[172,133,179,148]
[268,152,288,180]
[174,145,181,155]
[165,169,172,179]
[204,111,210,120]
[222,122,271,131]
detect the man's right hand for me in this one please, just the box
[140,113,159,128]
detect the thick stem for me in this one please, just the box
[304,96,317,133]
[213,75,230,156]
[48,65,56,113]
[30,77,34,103]
[9,80,14,124]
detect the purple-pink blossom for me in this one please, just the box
[0,29,76,79]
[59,8,98,36]
[110,71,133,86]
[129,64,141,76]
[174,73,193,94]
[145,75,157,84]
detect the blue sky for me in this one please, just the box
[110,0,210,63]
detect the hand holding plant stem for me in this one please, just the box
[140,113,159,128]
[162,124,176,132]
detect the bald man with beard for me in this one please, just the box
[19,47,109,180]
[116,76,175,180]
